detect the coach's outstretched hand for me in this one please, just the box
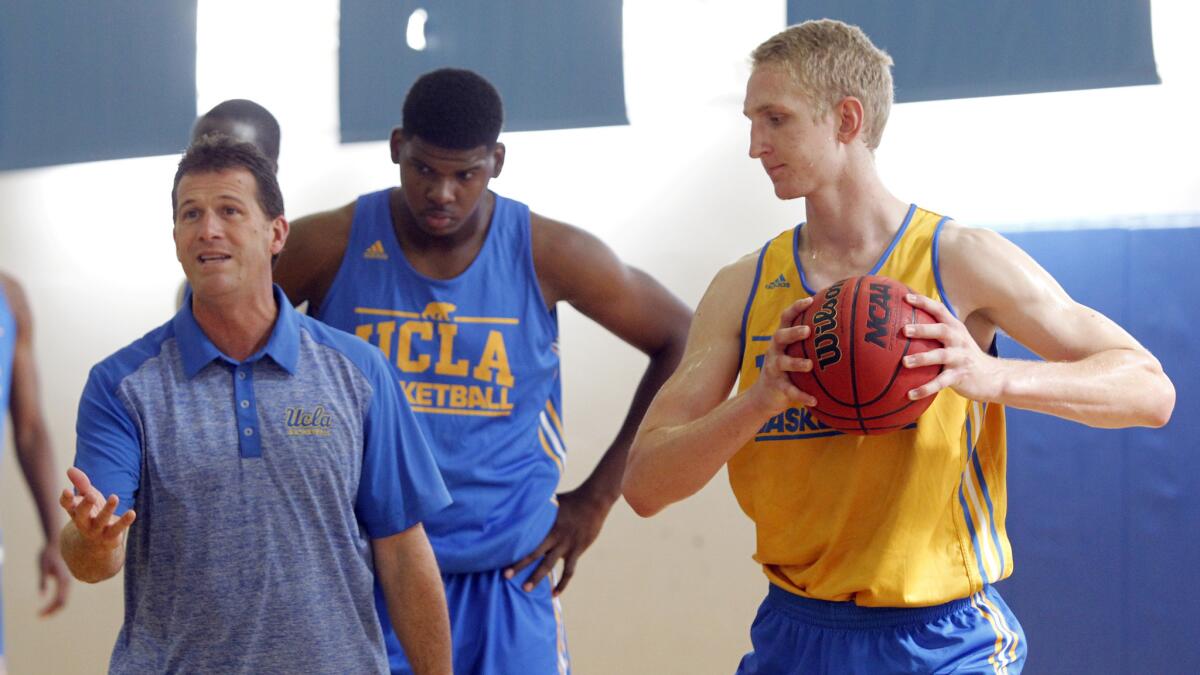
[503,488,610,597]
[59,467,136,549]
[58,467,136,583]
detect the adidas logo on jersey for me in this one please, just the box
[765,274,790,289]
[364,240,388,260]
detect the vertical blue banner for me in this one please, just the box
[339,0,627,142]
[0,1,197,171]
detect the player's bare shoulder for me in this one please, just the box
[275,201,357,308]
[528,211,622,306]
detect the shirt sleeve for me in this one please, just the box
[356,353,452,539]
[74,366,142,515]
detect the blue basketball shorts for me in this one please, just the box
[736,584,1027,674]
[378,566,570,675]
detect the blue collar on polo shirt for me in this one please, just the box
[172,284,300,378]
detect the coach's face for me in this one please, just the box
[390,132,505,241]
[173,168,288,301]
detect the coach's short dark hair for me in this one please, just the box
[402,68,503,149]
[171,135,284,221]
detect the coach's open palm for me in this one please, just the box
[59,467,136,550]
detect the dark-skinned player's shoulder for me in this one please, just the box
[275,202,357,310]
[528,212,619,307]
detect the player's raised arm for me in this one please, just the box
[273,203,355,311]
[903,222,1174,428]
[621,256,814,517]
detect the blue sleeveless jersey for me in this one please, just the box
[316,189,563,573]
[0,285,14,444]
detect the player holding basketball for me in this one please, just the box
[622,19,1175,674]
[274,68,690,674]
[0,273,69,675]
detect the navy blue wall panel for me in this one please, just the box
[786,1,1159,102]
[0,1,197,171]
[997,225,1199,674]
[339,0,627,143]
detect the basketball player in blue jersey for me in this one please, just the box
[623,19,1175,674]
[0,273,69,675]
[274,68,691,674]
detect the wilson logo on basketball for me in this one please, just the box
[811,279,845,368]
[284,405,334,436]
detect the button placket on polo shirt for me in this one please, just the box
[234,363,263,458]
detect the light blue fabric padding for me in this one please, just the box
[996,223,1200,675]
[786,1,1158,102]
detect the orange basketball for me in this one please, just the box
[785,275,942,434]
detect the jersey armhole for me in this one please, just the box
[931,215,959,320]
[314,194,374,318]
[738,242,770,365]
[522,206,563,336]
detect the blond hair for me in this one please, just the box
[752,19,894,150]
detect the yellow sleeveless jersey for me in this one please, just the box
[730,205,1011,607]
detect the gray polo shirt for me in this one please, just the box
[74,287,451,674]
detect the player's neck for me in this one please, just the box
[796,170,909,286]
[802,168,907,248]
[189,285,278,361]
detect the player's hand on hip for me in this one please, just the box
[902,293,1001,402]
[503,488,611,597]
[749,297,817,411]
[58,467,136,550]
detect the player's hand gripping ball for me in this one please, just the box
[785,275,942,434]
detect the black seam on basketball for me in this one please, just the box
[861,304,920,407]
[805,396,924,422]
[849,277,867,434]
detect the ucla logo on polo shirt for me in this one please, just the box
[284,405,334,436]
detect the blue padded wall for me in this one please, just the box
[996,224,1199,674]
[0,1,197,171]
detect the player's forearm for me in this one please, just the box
[14,427,63,542]
[59,522,124,583]
[624,388,777,517]
[991,348,1174,428]
[375,529,452,675]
